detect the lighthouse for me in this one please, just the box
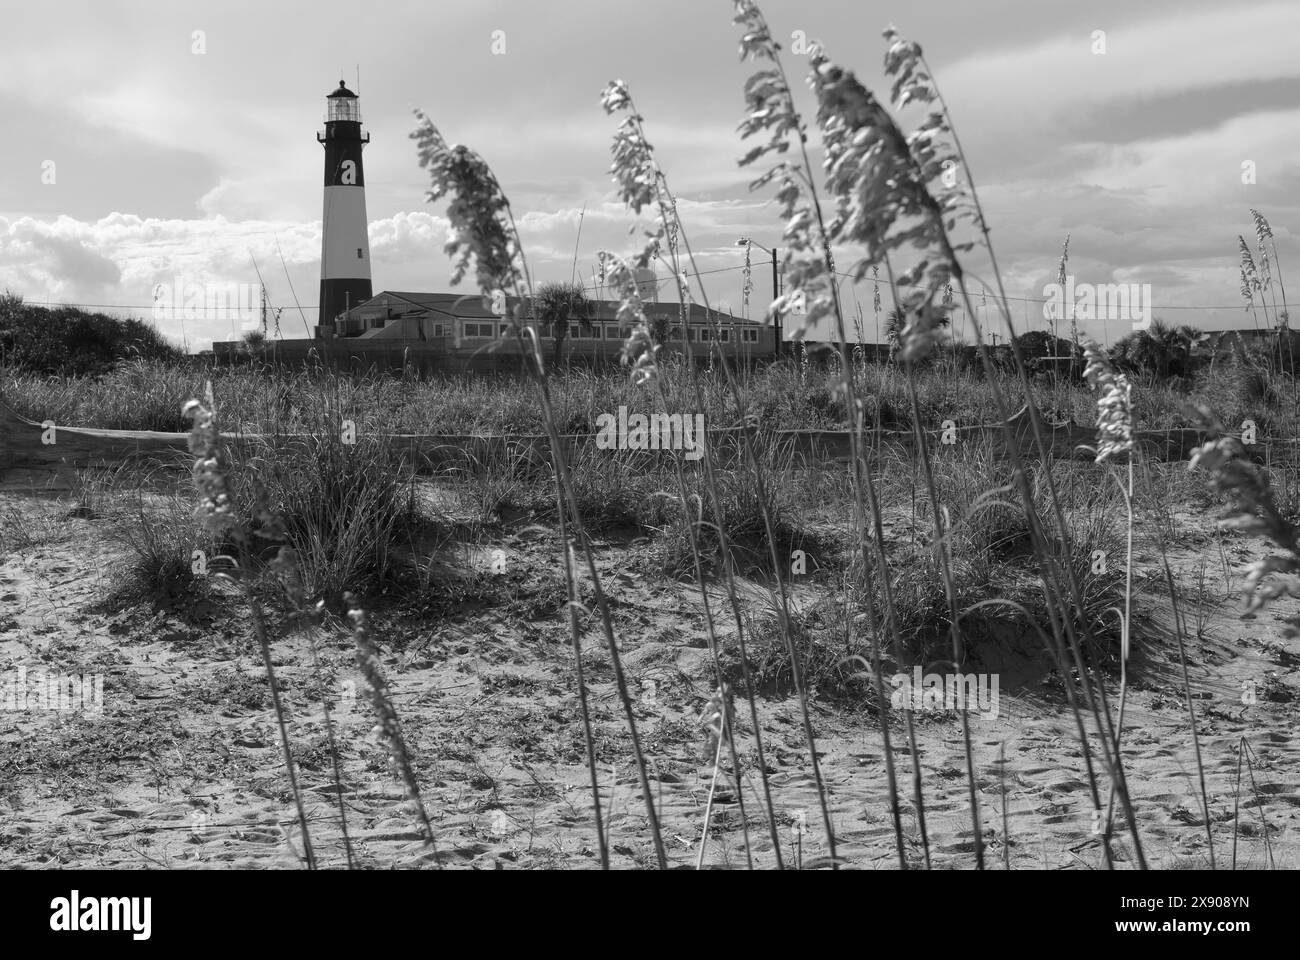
[317,80,372,333]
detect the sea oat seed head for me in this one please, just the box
[1081,338,1134,462]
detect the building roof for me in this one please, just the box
[327,80,358,99]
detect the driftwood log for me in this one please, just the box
[0,397,1214,493]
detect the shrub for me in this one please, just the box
[0,296,180,376]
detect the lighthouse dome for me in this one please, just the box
[327,80,358,99]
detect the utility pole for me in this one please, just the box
[738,237,782,359]
[770,246,781,358]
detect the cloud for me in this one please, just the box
[939,0,1300,137]
[0,217,122,299]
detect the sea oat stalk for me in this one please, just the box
[602,74,790,863]
[881,24,1144,866]
[413,108,667,866]
[184,396,317,869]
[1081,340,1137,851]
[807,33,985,866]
[733,1,921,867]
[346,592,439,862]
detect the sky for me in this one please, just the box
[1,0,1297,351]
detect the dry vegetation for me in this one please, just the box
[1,3,1297,870]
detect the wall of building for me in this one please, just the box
[211,327,781,374]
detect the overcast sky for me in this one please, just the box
[1,0,1296,350]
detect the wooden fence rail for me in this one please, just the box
[0,398,1224,493]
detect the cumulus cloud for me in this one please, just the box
[0,216,122,299]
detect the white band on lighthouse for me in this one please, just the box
[321,187,370,279]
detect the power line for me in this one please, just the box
[20,257,1294,315]
[828,269,1283,311]
[575,261,750,294]
[23,300,318,312]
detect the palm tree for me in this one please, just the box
[1111,320,1204,378]
[883,307,905,351]
[884,305,950,359]
[532,281,592,366]
[241,329,267,358]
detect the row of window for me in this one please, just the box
[345,314,765,346]
[454,321,759,343]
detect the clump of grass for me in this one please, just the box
[539,444,654,532]
[727,602,876,705]
[100,492,207,610]
[230,431,418,607]
[655,463,820,579]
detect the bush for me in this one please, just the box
[0,293,181,376]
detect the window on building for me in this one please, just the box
[605,325,618,341]
[742,328,758,343]
[716,329,730,342]
[670,327,683,341]
[463,321,495,339]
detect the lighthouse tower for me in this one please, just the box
[316,80,372,333]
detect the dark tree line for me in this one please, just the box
[0,292,181,376]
